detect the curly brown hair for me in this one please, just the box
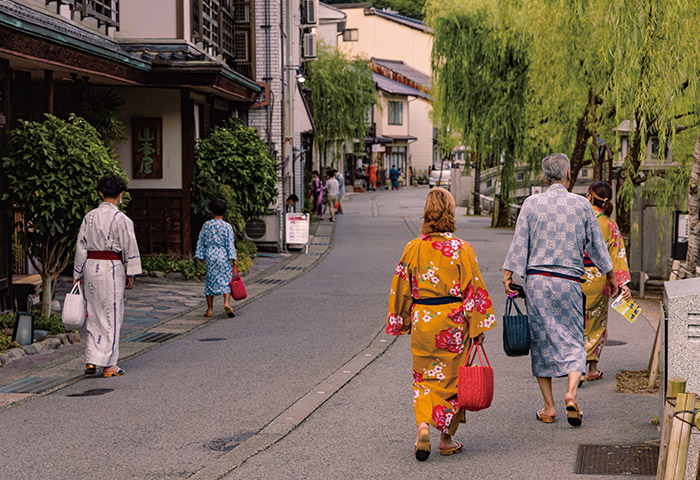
[421,187,456,234]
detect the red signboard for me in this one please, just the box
[132,117,163,179]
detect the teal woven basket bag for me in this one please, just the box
[502,296,530,357]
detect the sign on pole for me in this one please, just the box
[285,213,310,252]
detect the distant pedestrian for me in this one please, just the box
[390,165,399,190]
[335,169,345,214]
[368,164,377,191]
[581,181,631,383]
[502,153,618,427]
[286,194,299,213]
[387,187,496,461]
[195,198,238,318]
[73,175,141,378]
[324,170,340,223]
[309,170,324,220]
[398,168,404,189]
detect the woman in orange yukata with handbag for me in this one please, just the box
[386,188,496,461]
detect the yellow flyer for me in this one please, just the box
[611,294,642,324]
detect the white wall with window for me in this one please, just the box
[388,101,403,125]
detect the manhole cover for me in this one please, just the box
[199,338,226,342]
[207,432,256,452]
[606,340,627,346]
[575,445,659,475]
[67,388,114,397]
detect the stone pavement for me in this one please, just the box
[0,221,335,410]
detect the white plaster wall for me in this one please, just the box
[112,88,183,189]
[338,8,432,73]
[408,98,432,174]
[116,0,179,39]
[376,94,409,138]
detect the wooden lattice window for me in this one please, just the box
[47,0,120,31]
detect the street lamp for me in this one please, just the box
[12,311,34,346]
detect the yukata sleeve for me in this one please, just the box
[607,218,631,286]
[120,215,142,276]
[386,245,414,336]
[227,223,237,262]
[502,201,530,278]
[73,217,89,280]
[462,246,497,338]
[195,223,208,261]
[584,204,613,274]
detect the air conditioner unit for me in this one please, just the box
[303,33,317,59]
[243,214,279,243]
[302,0,317,25]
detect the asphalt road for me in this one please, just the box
[0,186,660,479]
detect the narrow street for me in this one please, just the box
[0,187,659,479]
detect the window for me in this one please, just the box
[517,171,524,181]
[581,168,588,178]
[486,179,492,188]
[364,107,373,127]
[650,137,664,159]
[388,101,403,125]
[343,29,359,42]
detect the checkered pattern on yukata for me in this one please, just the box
[503,183,612,279]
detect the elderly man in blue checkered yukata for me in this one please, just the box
[502,153,619,427]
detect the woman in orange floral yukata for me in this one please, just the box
[386,187,496,461]
[581,181,631,383]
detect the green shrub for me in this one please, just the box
[0,334,20,351]
[0,312,15,329]
[142,251,252,279]
[0,311,67,335]
[236,239,257,258]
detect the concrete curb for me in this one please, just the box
[0,222,336,412]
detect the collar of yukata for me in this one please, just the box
[547,183,568,192]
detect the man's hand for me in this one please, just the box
[73,278,82,286]
[126,276,134,290]
[605,271,619,298]
[503,271,516,296]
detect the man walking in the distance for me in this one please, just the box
[502,153,618,427]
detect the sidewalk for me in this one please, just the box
[0,221,335,410]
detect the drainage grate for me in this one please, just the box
[575,445,659,475]
[67,388,114,397]
[207,432,256,452]
[310,242,329,246]
[255,278,284,285]
[125,331,179,343]
[314,234,331,237]
[308,252,323,256]
[199,337,226,342]
[281,266,306,271]
[0,377,72,394]
[606,340,627,346]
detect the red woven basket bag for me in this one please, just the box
[229,264,247,301]
[458,342,494,411]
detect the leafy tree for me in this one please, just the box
[607,0,700,274]
[2,114,127,317]
[428,0,528,227]
[194,119,278,223]
[305,44,377,170]
[325,0,427,20]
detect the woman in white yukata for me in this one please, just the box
[195,198,237,318]
[73,175,141,377]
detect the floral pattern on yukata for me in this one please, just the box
[582,207,631,362]
[195,219,237,296]
[386,232,495,434]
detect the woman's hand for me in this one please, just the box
[620,284,632,301]
[125,276,134,290]
[73,278,82,286]
[474,333,485,345]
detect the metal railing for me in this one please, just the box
[47,0,120,30]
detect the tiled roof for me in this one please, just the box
[373,72,429,99]
[371,58,430,89]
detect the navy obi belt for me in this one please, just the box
[413,296,463,305]
[526,269,585,284]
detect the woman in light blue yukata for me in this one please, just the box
[195,198,238,318]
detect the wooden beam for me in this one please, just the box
[657,378,686,479]
[181,88,194,258]
[663,392,696,480]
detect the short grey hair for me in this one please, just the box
[542,153,570,184]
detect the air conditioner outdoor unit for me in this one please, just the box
[303,33,317,59]
[243,214,279,243]
[302,0,317,25]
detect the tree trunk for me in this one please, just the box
[617,117,644,244]
[473,152,481,215]
[569,90,593,191]
[40,273,57,318]
[683,130,700,277]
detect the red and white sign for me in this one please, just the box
[285,213,310,245]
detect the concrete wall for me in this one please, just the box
[112,87,183,189]
[629,188,673,282]
[116,0,181,39]
[408,98,432,175]
[338,8,432,74]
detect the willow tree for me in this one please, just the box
[607,0,700,274]
[516,0,616,189]
[428,0,528,227]
[305,44,377,170]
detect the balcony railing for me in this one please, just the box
[192,0,254,79]
[47,0,120,31]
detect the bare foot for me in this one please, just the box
[204,310,213,317]
[538,406,556,418]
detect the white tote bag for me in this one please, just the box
[62,283,86,330]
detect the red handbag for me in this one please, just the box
[229,264,247,301]
[458,342,494,411]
